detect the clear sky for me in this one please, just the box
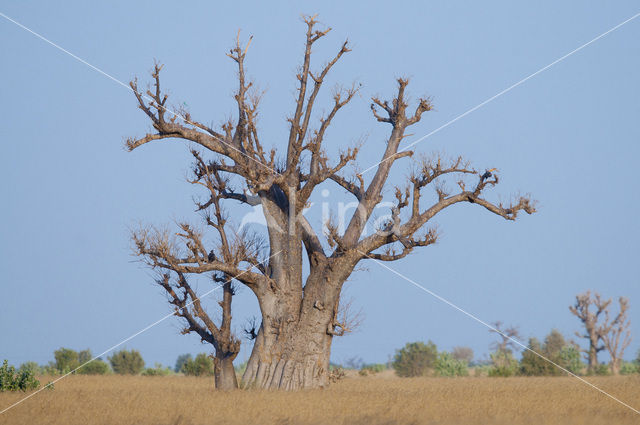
[1,1,639,369]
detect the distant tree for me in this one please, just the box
[519,337,546,376]
[181,353,215,377]
[570,292,632,374]
[619,361,638,375]
[543,329,565,356]
[435,352,468,377]
[599,297,632,375]
[142,363,173,376]
[109,349,145,375]
[569,291,609,373]
[78,349,92,364]
[392,341,438,377]
[343,356,364,370]
[451,346,474,365]
[490,321,521,354]
[18,362,41,375]
[488,350,518,377]
[558,344,584,375]
[74,349,109,375]
[519,330,581,376]
[488,321,521,377]
[175,354,193,373]
[593,363,611,376]
[76,350,110,376]
[541,329,566,376]
[54,348,79,373]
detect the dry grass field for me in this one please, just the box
[1,373,639,425]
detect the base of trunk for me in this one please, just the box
[214,356,238,390]
[242,356,329,390]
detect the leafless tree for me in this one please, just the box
[569,291,609,373]
[490,321,522,354]
[599,297,632,375]
[452,346,474,365]
[132,159,251,389]
[126,16,535,390]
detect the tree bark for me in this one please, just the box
[241,262,346,390]
[588,335,599,373]
[610,358,621,375]
[241,319,334,389]
[214,354,238,390]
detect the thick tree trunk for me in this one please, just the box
[587,335,599,373]
[610,358,621,375]
[242,324,333,389]
[214,355,238,390]
[241,271,343,390]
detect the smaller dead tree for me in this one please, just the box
[599,297,632,375]
[490,321,521,354]
[489,321,521,372]
[452,346,474,365]
[132,149,267,389]
[569,291,608,373]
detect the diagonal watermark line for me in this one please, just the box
[0,11,280,177]
[360,11,640,175]
[361,252,640,416]
[0,249,282,416]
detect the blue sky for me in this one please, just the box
[1,1,639,369]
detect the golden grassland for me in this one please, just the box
[1,372,639,425]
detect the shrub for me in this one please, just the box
[41,362,59,376]
[54,348,79,373]
[142,363,173,376]
[109,349,145,375]
[488,350,518,377]
[392,341,438,377]
[519,331,583,376]
[78,359,110,375]
[0,360,40,392]
[19,362,41,375]
[473,364,492,377]
[592,363,611,376]
[519,338,548,376]
[70,349,110,375]
[558,345,584,375]
[435,352,468,377]
[78,349,92,364]
[181,353,215,377]
[175,354,193,373]
[620,361,638,375]
[358,363,386,376]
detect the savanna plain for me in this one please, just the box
[1,372,639,425]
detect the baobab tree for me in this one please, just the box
[600,297,632,375]
[569,291,608,373]
[127,16,535,390]
[569,291,632,374]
